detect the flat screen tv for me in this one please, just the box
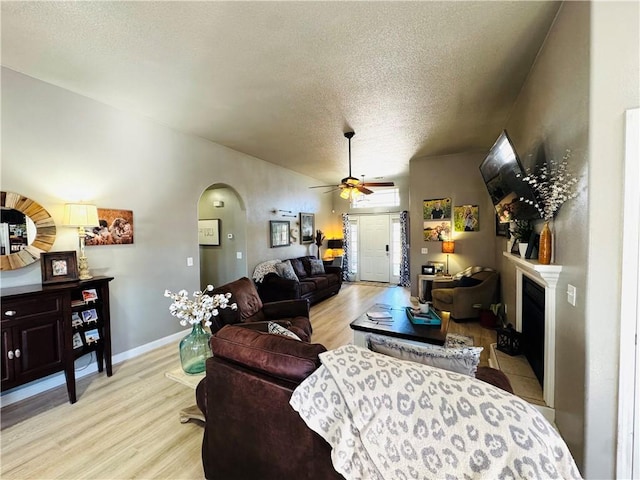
[479,130,539,223]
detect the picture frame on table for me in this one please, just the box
[300,213,314,244]
[270,220,291,248]
[41,251,78,284]
[198,219,221,246]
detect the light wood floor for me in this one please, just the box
[0,283,496,480]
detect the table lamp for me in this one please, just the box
[63,203,99,280]
[326,239,344,260]
[442,240,455,275]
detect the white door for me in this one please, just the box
[359,215,390,282]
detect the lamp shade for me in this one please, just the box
[62,203,99,227]
[441,241,455,254]
[327,239,344,249]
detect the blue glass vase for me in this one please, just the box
[179,323,212,374]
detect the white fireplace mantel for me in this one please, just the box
[503,252,563,410]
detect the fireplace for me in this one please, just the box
[522,276,545,386]
[504,251,562,413]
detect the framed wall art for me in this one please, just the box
[198,219,221,246]
[423,220,451,242]
[84,208,134,246]
[423,198,451,220]
[300,212,314,244]
[41,250,78,284]
[454,205,479,232]
[270,220,291,248]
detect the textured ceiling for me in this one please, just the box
[1,1,560,185]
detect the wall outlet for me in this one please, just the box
[186,257,194,267]
[421,248,428,254]
[236,251,242,259]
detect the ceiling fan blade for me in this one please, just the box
[309,184,340,189]
[362,181,395,187]
[357,185,374,195]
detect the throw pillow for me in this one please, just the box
[275,260,299,281]
[267,321,302,341]
[458,276,483,288]
[308,258,325,275]
[290,258,308,279]
[367,334,483,377]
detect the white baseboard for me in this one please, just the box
[0,329,188,408]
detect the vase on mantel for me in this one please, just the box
[179,322,212,374]
[518,242,528,258]
[539,221,552,265]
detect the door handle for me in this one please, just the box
[385,245,389,252]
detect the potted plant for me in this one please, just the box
[509,220,533,258]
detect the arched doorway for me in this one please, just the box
[198,184,247,287]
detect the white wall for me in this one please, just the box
[0,67,333,364]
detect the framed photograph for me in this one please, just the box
[454,205,479,232]
[41,251,78,284]
[71,312,83,328]
[82,288,98,303]
[495,215,509,237]
[270,220,291,248]
[84,328,100,344]
[72,332,84,349]
[423,198,451,220]
[300,213,314,244]
[198,219,221,246]
[427,261,446,275]
[421,264,436,275]
[81,308,99,324]
[84,208,134,246]
[423,220,451,242]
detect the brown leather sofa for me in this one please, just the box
[196,323,513,480]
[209,276,312,341]
[257,256,342,305]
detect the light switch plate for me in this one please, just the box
[186,257,194,267]
[421,248,428,254]
[567,284,576,306]
[236,251,242,259]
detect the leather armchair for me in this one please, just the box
[431,268,499,321]
[209,277,312,341]
[196,325,344,480]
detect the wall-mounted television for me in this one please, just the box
[479,130,539,223]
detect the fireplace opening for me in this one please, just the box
[522,276,545,386]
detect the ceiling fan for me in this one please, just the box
[310,131,394,199]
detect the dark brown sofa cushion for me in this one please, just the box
[290,258,308,279]
[211,325,326,383]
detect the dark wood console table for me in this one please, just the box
[1,276,114,403]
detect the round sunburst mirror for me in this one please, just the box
[1,191,56,271]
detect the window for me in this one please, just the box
[351,188,400,208]
[348,218,358,275]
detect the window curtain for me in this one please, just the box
[341,213,350,281]
[399,210,410,287]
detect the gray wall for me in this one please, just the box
[502,2,590,469]
[408,152,497,297]
[0,67,333,361]
[499,2,639,477]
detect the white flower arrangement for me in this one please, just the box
[518,150,579,221]
[164,285,237,327]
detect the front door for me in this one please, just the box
[359,215,390,282]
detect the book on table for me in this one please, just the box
[405,307,442,326]
[366,311,393,321]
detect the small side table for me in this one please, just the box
[417,274,453,302]
[165,367,205,423]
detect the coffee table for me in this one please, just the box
[350,306,447,348]
[165,367,205,423]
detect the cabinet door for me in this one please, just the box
[13,314,65,383]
